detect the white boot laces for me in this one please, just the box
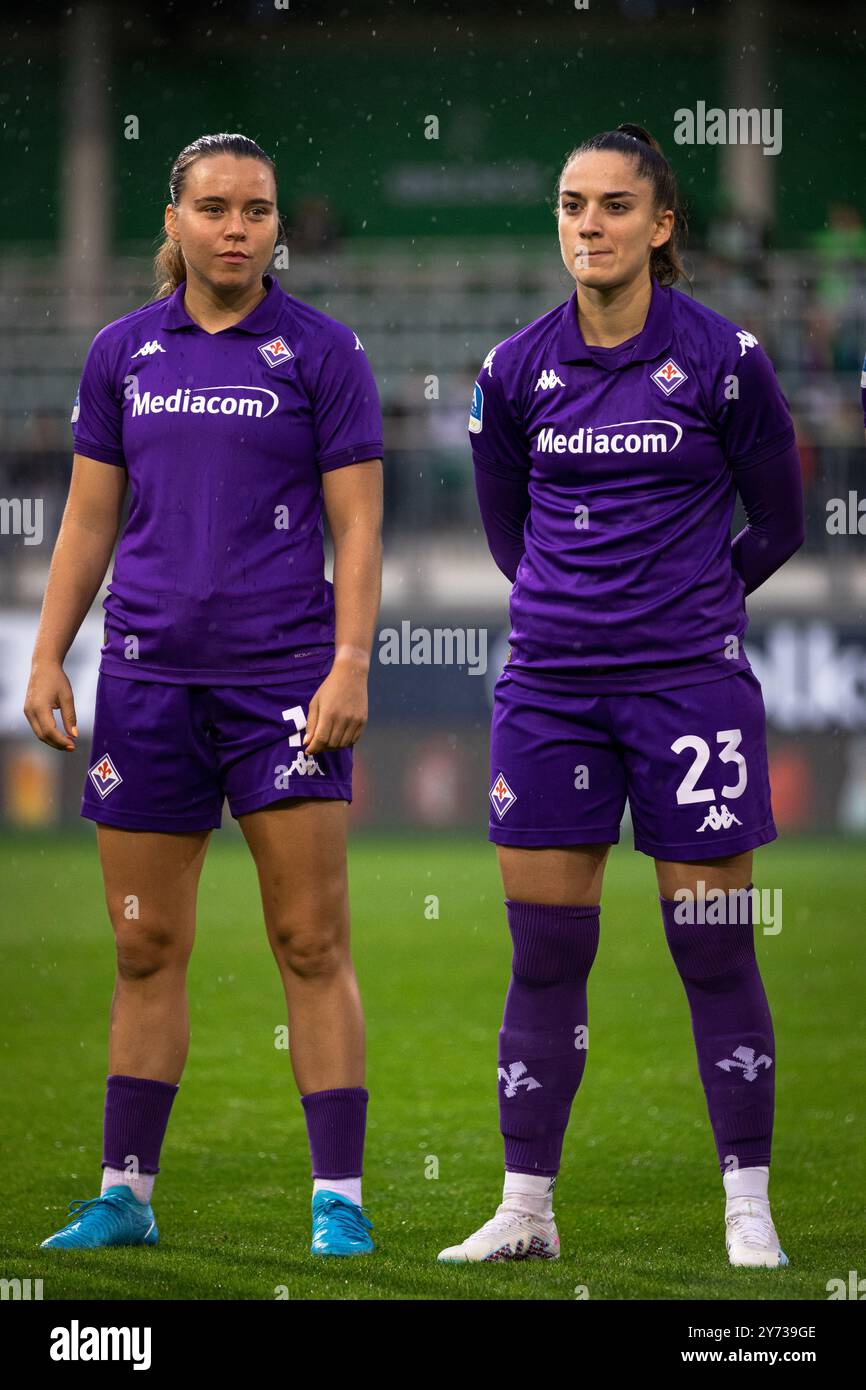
[726,1198,775,1248]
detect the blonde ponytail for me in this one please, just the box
[152,233,186,299]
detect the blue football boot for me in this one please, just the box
[310,1190,374,1256]
[41,1184,158,1249]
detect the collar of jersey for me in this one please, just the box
[556,275,673,370]
[159,271,284,335]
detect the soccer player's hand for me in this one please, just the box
[304,659,368,755]
[23,661,78,752]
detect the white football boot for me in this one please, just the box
[725,1196,789,1267]
[437,1199,560,1262]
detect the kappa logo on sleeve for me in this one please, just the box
[258,336,295,368]
[70,390,80,425]
[468,382,484,433]
[88,754,122,799]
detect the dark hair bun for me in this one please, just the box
[616,123,657,150]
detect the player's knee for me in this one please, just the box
[663,913,757,985]
[507,900,600,983]
[113,920,189,981]
[279,931,345,980]
[269,903,348,980]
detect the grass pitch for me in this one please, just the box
[1,831,863,1300]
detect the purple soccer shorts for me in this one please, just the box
[81,667,352,832]
[488,668,776,860]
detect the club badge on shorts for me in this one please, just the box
[88,753,122,799]
[490,771,516,819]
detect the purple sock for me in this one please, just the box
[661,889,774,1172]
[300,1087,368,1179]
[102,1073,179,1176]
[499,900,601,1177]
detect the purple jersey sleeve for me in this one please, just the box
[469,362,531,578]
[467,364,530,479]
[715,339,802,594]
[730,436,805,596]
[474,465,530,582]
[71,330,126,467]
[306,325,383,472]
[715,339,795,465]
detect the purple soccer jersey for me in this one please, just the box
[71,273,383,684]
[469,278,798,693]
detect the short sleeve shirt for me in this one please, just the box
[72,273,383,684]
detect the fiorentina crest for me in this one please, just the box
[490,772,516,819]
[88,753,122,799]
[258,336,294,367]
[650,357,687,395]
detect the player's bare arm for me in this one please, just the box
[24,455,126,751]
[305,458,383,755]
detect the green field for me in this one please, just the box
[1,831,863,1301]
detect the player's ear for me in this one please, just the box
[651,208,674,249]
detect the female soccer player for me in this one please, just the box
[440,125,804,1267]
[25,133,383,1257]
